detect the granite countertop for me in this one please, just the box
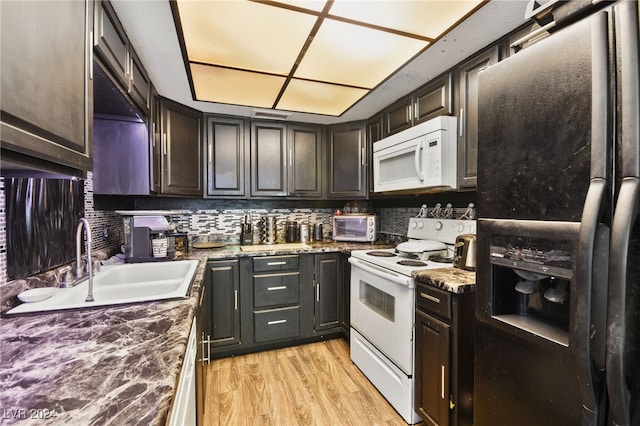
[412,267,476,294]
[0,241,379,425]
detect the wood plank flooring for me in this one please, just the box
[202,338,416,425]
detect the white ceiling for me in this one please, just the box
[111,0,530,125]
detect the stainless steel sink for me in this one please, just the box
[7,260,199,315]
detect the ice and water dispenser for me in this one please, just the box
[488,234,574,346]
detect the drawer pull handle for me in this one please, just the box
[421,292,441,304]
[267,261,287,266]
[267,319,287,325]
[267,286,287,291]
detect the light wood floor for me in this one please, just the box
[202,337,417,425]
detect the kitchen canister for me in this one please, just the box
[299,223,310,243]
[313,223,323,241]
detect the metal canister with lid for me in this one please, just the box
[299,223,310,243]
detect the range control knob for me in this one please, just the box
[411,220,418,229]
[417,222,424,229]
[435,221,443,231]
[457,223,464,233]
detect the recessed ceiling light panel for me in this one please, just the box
[178,0,316,74]
[277,79,368,116]
[294,19,428,88]
[191,63,285,108]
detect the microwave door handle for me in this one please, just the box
[415,139,424,181]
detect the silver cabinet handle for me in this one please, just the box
[267,286,287,291]
[316,283,320,302]
[267,319,287,325]
[441,365,446,399]
[89,31,93,80]
[459,108,464,136]
[162,133,167,156]
[234,289,238,310]
[420,292,441,304]
[267,261,287,266]
[199,332,210,365]
[208,143,212,164]
[361,146,366,166]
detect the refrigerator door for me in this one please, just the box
[475,6,613,426]
[477,16,598,222]
[606,2,640,425]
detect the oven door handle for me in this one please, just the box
[348,257,414,287]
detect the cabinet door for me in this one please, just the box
[251,122,287,197]
[195,275,210,426]
[338,253,350,335]
[314,254,339,331]
[414,74,453,125]
[150,88,162,193]
[328,121,367,198]
[161,99,203,196]
[415,310,451,426]
[368,115,384,144]
[457,46,498,188]
[94,0,128,88]
[206,116,246,196]
[1,0,93,175]
[288,124,323,198]
[128,48,151,116]
[207,260,241,348]
[384,95,413,136]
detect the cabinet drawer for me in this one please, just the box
[254,272,299,308]
[416,283,452,321]
[253,255,299,272]
[254,307,300,343]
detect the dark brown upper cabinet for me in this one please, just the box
[206,116,247,197]
[368,114,384,144]
[457,46,499,189]
[328,121,368,199]
[251,122,288,197]
[94,0,150,116]
[159,98,203,197]
[414,73,453,125]
[250,121,323,198]
[1,0,93,177]
[384,95,414,136]
[288,124,323,198]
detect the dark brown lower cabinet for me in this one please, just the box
[415,283,475,426]
[207,259,241,348]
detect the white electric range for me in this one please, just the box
[348,217,476,424]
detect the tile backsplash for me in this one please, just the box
[0,170,475,287]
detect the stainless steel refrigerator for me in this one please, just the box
[475,1,639,425]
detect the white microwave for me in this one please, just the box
[373,116,457,193]
[332,215,377,242]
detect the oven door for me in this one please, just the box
[349,257,415,374]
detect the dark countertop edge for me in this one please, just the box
[412,267,477,294]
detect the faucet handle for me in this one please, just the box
[60,268,75,288]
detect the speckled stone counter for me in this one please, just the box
[412,267,476,294]
[0,241,380,425]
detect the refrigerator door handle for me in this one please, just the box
[608,3,640,424]
[607,177,639,426]
[575,177,608,425]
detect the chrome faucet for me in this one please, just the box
[76,218,94,302]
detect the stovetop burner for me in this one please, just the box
[397,260,428,267]
[367,251,397,257]
[429,256,454,264]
